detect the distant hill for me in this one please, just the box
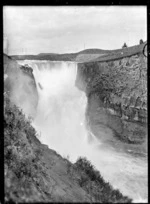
[10,42,147,63]
[38,53,58,56]
[77,48,111,54]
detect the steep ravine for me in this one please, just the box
[4,60,132,203]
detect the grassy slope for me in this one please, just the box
[87,42,146,63]
[4,93,132,203]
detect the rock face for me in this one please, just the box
[4,54,38,117]
[20,64,33,75]
[75,46,147,145]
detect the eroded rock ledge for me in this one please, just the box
[76,50,147,144]
[20,64,33,74]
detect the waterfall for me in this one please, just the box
[17,60,148,202]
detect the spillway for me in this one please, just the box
[17,60,148,202]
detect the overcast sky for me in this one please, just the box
[3,6,147,55]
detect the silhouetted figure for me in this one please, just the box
[139,39,144,44]
[122,43,128,48]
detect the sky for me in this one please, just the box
[3,6,147,55]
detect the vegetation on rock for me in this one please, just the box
[4,94,50,202]
[74,157,132,203]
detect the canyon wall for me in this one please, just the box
[75,49,147,145]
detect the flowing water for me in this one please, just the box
[17,60,148,202]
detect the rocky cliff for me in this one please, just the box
[75,43,147,146]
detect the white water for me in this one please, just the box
[17,60,148,202]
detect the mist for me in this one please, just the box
[4,61,37,117]
[11,72,37,117]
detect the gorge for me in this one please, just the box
[4,42,147,202]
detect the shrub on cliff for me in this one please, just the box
[74,157,132,203]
